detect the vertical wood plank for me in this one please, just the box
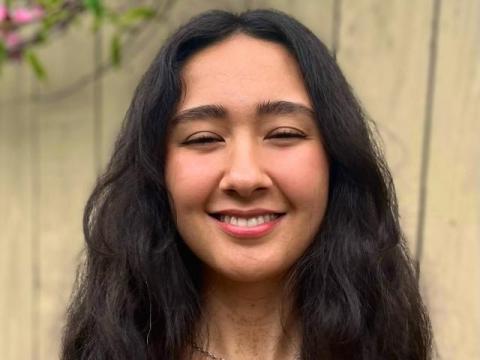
[0,64,35,360]
[421,0,480,358]
[30,17,97,359]
[100,0,175,167]
[336,0,434,255]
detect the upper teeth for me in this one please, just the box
[219,214,280,227]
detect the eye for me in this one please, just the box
[267,128,306,140]
[182,132,223,145]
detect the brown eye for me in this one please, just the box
[182,133,223,145]
[268,128,306,140]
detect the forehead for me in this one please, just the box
[178,33,312,113]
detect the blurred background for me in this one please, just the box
[0,0,479,359]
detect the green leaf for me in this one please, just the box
[36,29,49,45]
[37,0,61,7]
[83,0,104,18]
[25,50,47,80]
[116,7,156,27]
[42,9,70,31]
[110,34,121,67]
[92,15,103,32]
[0,41,6,64]
[0,42,5,77]
[37,0,63,13]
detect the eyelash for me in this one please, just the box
[183,129,306,145]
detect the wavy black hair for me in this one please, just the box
[61,9,432,360]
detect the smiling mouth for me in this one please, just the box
[208,212,285,238]
[208,213,285,227]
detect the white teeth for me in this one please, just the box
[237,218,247,227]
[218,214,280,227]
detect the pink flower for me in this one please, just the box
[0,31,22,60]
[0,5,7,21]
[4,31,21,48]
[0,5,45,25]
[12,6,44,24]
[0,4,45,61]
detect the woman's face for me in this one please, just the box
[165,34,329,282]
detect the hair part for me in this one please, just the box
[61,9,432,360]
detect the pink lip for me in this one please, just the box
[210,214,284,239]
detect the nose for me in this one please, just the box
[219,138,272,198]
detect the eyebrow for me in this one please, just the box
[171,100,315,125]
[257,100,315,118]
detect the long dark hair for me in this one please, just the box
[61,9,432,360]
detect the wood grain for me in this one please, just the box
[420,0,480,358]
[30,17,97,360]
[336,0,434,256]
[0,64,35,360]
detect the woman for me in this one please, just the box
[61,9,433,360]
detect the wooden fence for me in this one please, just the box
[1,0,479,359]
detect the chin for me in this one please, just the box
[224,271,276,283]
[212,259,293,284]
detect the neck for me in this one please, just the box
[194,269,301,360]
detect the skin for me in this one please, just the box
[165,34,330,360]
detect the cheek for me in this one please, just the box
[267,144,329,207]
[165,150,220,213]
